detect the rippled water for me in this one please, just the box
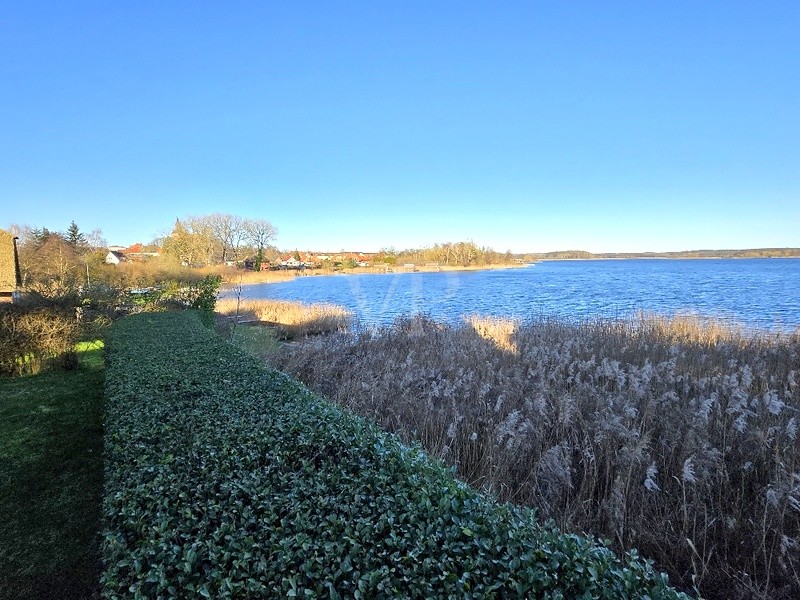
[230,259,800,331]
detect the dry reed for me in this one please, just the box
[266,313,800,600]
[217,268,299,285]
[215,297,352,339]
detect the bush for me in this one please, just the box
[0,304,80,376]
[0,273,222,377]
[102,311,690,598]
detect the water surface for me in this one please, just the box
[228,259,800,331]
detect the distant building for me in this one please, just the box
[242,257,272,271]
[281,256,302,269]
[0,229,22,303]
[122,244,160,259]
[105,250,128,265]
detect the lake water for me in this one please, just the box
[229,259,800,332]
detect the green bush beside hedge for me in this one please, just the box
[102,311,691,599]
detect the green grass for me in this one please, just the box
[0,344,105,600]
[227,323,281,358]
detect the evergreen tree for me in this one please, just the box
[66,221,86,248]
[30,227,57,246]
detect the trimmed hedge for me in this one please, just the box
[102,311,691,599]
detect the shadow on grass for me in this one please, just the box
[0,345,104,600]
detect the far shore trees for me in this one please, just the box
[396,241,510,267]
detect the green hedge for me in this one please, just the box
[102,311,691,599]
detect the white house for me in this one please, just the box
[105,251,128,265]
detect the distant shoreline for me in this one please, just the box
[339,262,530,275]
[530,249,800,260]
[221,262,528,288]
[220,252,799,289]
[537,255,800,261]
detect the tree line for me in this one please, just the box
[372,241,515,267]
[7,221,109,297]
[7,212,524,299]
[532,248,800,260]
[5,213,278,297]
[160,214,277,269]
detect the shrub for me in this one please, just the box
[112,274,222,320]
[102,311,689,598]
[0,304,81,376]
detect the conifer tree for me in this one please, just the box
[66,221,86,249]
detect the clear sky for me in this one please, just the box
[2,1,798,253]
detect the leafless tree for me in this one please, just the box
[245,218,278,269]
[207,213,249,263]
[86,228,108,250]
[6,223,34,246]
[163,214,277,267]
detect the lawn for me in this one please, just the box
[0,342,105,600]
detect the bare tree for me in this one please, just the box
[227,215,249,262]
[245,218,278,270]
[185,216,217,266]
[86,228,108,250]
[162,214,277,267]
[207,213,248,263]
[18,235,82,296]
[161,217,216,267]
[7,223,34,246]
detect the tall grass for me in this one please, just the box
[268,313,800,600]
[215,297,352,339]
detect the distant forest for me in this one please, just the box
[528,248,800,260]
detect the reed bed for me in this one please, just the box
[215,297,352,339]
[218,268,299,285]
[267,313,800,600]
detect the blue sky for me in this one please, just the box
[2,1,798,253]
